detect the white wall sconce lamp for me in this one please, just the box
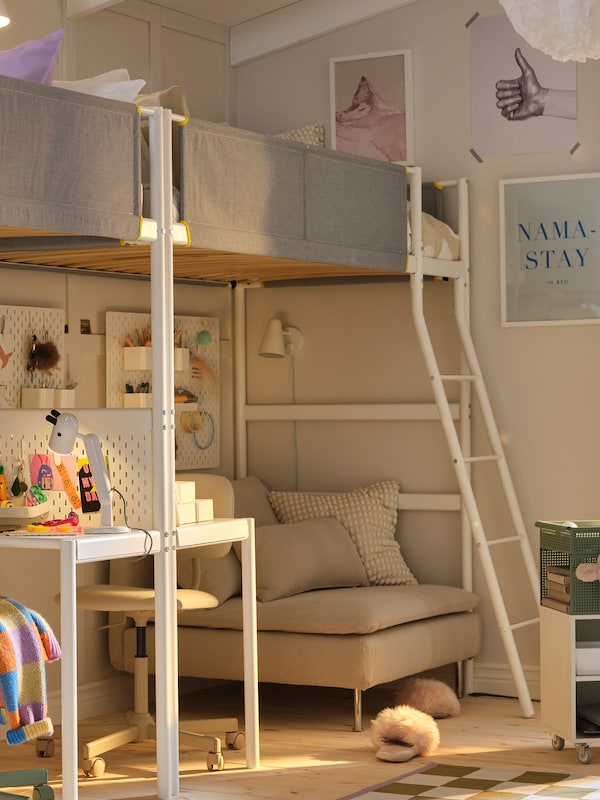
[0,2,10,28]
[258,317,304,358]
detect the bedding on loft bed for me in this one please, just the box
[0,76,461,283]
[0,75,142,242]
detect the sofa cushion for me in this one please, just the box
[268,481,416,586]
[252,518,368,601]
[177,584,479,635]
[233,476,279,526]
[177,548,242,605]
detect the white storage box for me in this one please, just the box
[54,388,76,407]
[21,387,55,409]
[176,501,197,525]
[576,642,600,675]
[174,348,190,371]
[123,346,152,371]
[175,481,196,504]
[123,393,152,408]
[195,498,214,522]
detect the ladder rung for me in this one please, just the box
[509,616,540,631]
[487,535,523,546]
[440,373,477,381]
[463,454,501,463]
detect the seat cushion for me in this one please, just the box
[177,584,479,635]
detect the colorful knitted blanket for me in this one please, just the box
[0,596,61,744]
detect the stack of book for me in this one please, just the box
[542,564,570,612]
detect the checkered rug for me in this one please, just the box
[337,762,595,800]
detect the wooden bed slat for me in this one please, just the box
[0,239,404,284]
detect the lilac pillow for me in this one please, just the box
[0,29,64,84]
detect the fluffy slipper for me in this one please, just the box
[376,743,419,762]
[371,704,439,763]
[394,676,460,718]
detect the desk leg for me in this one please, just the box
[154,534,180,800]
[240,519,260,769]
[60,541,79,800]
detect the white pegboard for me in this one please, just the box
[105,311,220,469]
[0,305,65,409]
[0,409,153,530]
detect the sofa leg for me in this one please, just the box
[353,689,362,732]
[456,660,464,698]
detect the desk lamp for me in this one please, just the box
[46,409,129,534]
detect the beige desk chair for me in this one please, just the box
[72,475,245,777]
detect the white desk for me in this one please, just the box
[0,517,258,800]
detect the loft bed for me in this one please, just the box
[0,75,466,283]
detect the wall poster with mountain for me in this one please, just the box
[329,50,414,164]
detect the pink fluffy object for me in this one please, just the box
[371,704,440,763]
[394,677,461,718]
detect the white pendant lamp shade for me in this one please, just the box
[499,0,600,62]
[0,1,9,28]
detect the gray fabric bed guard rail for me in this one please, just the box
[180,119,408,273]
[0,76,141,242]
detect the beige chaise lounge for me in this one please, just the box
[108,475,481,731]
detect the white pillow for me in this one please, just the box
[53,69,146,102]
[268,481,417,586]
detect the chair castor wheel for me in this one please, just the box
[32,786,55,800]
[36,737,55,758]
[226,730,245,750]
[206,751,224,771]
[576,744,593,764]
[83,756,106,777]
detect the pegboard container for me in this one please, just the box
[0,304,66,409]
[537,520,600,614]
[105,311,219,470]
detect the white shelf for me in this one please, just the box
[0,500,49,520]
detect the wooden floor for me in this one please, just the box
[2,682,597,800]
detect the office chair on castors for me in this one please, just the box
[74,584,245,777]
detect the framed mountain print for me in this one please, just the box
[329,50,414,164]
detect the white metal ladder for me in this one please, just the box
[408,171,539,718]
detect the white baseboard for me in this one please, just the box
[48,675,134,724]
[471,662,540,703]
